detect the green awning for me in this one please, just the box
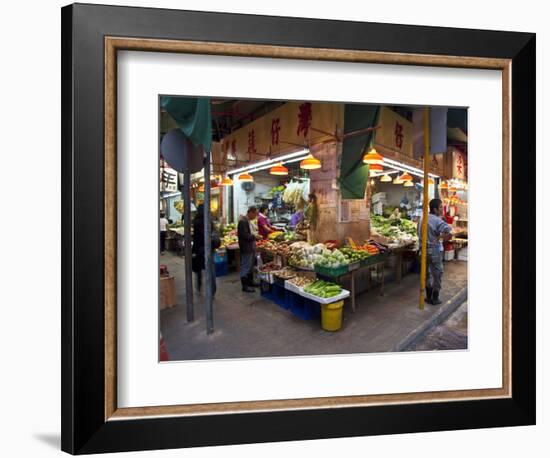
[339,104,379,199]
[160,96,212,151]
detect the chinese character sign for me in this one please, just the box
[452,150,467,179]
[160,161,178,192]
[374,106,413,156]
[297,102,312,137]
[247,130,257,159]
[271,118,281,146]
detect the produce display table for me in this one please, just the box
[315,260,386,313]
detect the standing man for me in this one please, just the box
[159,211,169,254]
[419,198,452,305]
[238,206,261,292]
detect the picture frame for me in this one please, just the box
[61,3,536,454]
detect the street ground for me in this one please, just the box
[160,252,467,360]
[409,301,468,351]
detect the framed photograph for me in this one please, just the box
[61,3,535,454]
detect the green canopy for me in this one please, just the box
[339,105,380,199]
[160,96,212,151]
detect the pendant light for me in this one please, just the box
[393,176,404,185]
[238,172,254,182]
[362,147,384,165]
[380,174,392,182]
[369,164,383,174]
[439,181,449,190]
[299,153,322,170]
[403,180,414,187]
[449,185,458,193]
[269,162,289,176]
[398,171,413,182]
[220,176,234,186]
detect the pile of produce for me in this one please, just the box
[313,249,349,269]
[283,231,304,242]
[222,223,236,235]
[267,231,284,241]
[303,280,342,298]
[257,240,291,257]
[173,200,184,214]
[370,214,418,246]
[339,247,370,263]
[287,242,329,270]
[221,233,238,248]
[259,261,281,273]
[269,185,286,195]
[272,267,297,280]
[282,180,309,209]
[286,275,314,288]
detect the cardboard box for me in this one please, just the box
[160,276,176,310]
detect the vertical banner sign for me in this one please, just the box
[374,106,413,157]
[452,149,467,179]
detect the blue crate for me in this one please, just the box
[287,291,320,320]
[260,280,274,300]
[272,283,289,309]
[214,260,228,277]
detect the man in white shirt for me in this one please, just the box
[160,212,169,254]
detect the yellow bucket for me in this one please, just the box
[321,300,344,331]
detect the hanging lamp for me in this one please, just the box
[369,164,383,174]
[380,174,392,182]
[398,171,413,182]
[439,181,448,190]
[299,153,322,170]
[269,162,289,176]
[238,172,254,182]
[449,185,458,192]
[403,180,414,187]
[362,147,384,165]
[393,176,404,184]
[220,176,234,186]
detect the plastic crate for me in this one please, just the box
[272,283,289,309]
[260,280,274,301]
[314,264,349,278]
[213,249,227,263]
[214,260,228,277]
[286,291,320,320]
[360,253,388,267]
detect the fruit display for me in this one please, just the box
[339,247,370,262]
[257,240,291,257]
[268,231,284,241]
[283,231,305,242]
[313,249,349,269]
[282,180,309,209]
[222,223,236,235]
[303,280,342,298]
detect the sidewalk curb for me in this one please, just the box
[392,287,468,352]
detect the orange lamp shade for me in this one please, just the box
[398,171,413,182]
[362,148,384,165]
[439,181,449,190]
[269,162,288,176]
[369,164,383,174]
[220,177,234,186]
[449,186,458,192]
[299,154,322,170]
[238,172,254,182]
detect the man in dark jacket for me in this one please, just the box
[237,206,260,292]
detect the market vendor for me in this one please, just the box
[419,198,452,305]
[238,206,262,293]
[289,209,304,229]
[257,204,276,239]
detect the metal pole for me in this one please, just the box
[419,107,430,310]
[203,149,214,334]
[183,168,194,322]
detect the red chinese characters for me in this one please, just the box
[271,118,281,146]
[247,130,257,159]
[296,102,312,137]
[456,152,463,175]
[394,121,404,149]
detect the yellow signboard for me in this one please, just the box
[374,106,413,157]
[221,102,343,168]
